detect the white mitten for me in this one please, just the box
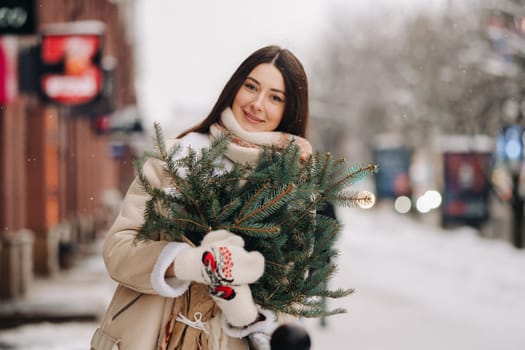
[212,284,277,338]
[174,230,265,286]
[211,284,259,327]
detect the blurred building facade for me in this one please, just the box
[0,0,140,300]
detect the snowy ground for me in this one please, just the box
[304,205,525,350]
[0,205,524,350]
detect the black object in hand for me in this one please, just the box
[270,324,311,350]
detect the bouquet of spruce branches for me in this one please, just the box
[135,123,377,318]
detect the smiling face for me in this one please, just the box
[231,63,286,133]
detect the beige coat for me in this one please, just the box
[90,133,254,350]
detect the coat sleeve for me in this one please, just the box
[102,151,189,295]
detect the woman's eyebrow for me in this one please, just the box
[246,77,260,85]
[246,76,286,95]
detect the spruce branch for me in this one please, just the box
[236,184,296,224]
[134,124,376,318]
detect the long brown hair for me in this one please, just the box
[177,45,309,138]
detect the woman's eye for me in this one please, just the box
[244,82,257,91]
[271,95,284,103]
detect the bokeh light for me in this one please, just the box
[394,195,412,214]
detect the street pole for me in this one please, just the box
[511,173,524,248]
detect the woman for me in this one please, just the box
[91,45,312,350]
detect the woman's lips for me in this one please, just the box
[244,111,263,124]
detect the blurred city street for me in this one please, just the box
[2,1,525,350]
[0,204,524,350]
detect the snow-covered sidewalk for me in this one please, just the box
[304,205,525,350]
[0,206,524,349]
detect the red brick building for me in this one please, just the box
[0,0,139,299]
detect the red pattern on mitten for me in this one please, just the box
[174,230,264,286]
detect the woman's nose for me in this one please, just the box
[251,93,264,111]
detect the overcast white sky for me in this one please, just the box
[133,0,446,134]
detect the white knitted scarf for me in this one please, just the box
[209,108,312,164]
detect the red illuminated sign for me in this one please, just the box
[40,21,105,106]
